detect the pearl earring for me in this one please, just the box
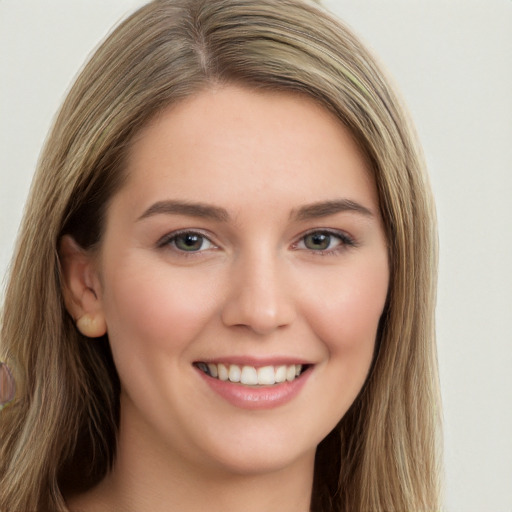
[76,314,106,338]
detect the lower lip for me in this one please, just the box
[195,368,311,410]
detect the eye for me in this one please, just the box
[295,230,355,253]
[303,232,337,251]
[159,231,215,252]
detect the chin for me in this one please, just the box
[205,442,316,478]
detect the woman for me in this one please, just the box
[0,0,441,510]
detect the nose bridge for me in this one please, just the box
[221,245,295,335]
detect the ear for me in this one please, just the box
[59,235,107,338]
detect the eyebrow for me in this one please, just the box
[137,200,230,222]
[137,198,374,223]
[291,199,374,221]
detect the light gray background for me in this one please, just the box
[1,1,511,510]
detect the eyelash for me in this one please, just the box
[157,229,356,256]
[291,229,357,255]
[157,229,217,255]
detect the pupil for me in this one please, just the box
[306,233,330,250]
[177,233,202,251]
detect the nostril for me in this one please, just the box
[225,308,292,336]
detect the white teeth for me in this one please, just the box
[218,363,229,381]
[275,365,287,383]
[257,366,276,385]
[228,364,241,383]
[208,363,218,378]
[241,366,258,385]
[286,365,296,382]
[198,362,305,386]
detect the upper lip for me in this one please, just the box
[193,356,313,367]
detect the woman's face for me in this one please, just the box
[92,86,389,476]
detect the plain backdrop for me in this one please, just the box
[1,1,511,510]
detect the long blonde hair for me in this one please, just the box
[0,0,441,510]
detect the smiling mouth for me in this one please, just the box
[194,362,309,386]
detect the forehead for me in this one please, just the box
[119,85,378,216]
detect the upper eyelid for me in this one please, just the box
[293,227,355,243]
[157,229,217,248]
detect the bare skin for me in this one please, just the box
[63,85,389,512]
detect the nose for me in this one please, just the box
[220,251,296,336]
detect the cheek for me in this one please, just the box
[301,256,389,358]
[300,257,389,425]
[100,257,222,357]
